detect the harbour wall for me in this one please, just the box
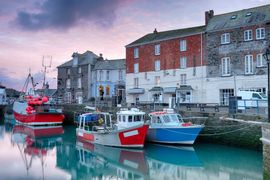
[63,104,264,150]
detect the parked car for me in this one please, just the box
[237,90,267,109]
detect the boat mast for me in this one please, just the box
[42,55,52,90]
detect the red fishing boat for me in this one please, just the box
[13,72,64,125]
[76,108,149,148]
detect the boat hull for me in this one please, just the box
[76,124,149,148]
[146,126,203,145]
[13,101,64,125]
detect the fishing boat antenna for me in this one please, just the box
[42,55,52,90]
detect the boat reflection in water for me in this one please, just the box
[76,139,149,179]
[145,144,202,179]
[11,125,64,178]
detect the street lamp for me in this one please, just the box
[263,47,270,122]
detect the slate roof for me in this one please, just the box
[58,50,99,68]
[126,26,205,47]
[206,4,270,32]
[93,59,126,70]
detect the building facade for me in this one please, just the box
[205,5,270,105]
[57,51,126,104]
[126,4,270,106]
[91,59,126,103]
[57,51,99,103]
[126,26,206,105]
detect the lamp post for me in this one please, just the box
[263,48,270,122]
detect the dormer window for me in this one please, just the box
[246,12,252,17]
[230,15,237,20]
[73,56,78,66]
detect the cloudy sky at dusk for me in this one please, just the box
[0,0,269,90]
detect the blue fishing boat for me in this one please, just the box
[146,109,204,144]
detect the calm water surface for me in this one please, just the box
[0,121,263,180]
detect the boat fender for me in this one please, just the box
[182,122,192,127]
[98,118,104,125]
[42,96,49,103]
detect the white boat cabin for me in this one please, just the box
[116,108,145,130]
[149,109,184,126]
[78,112,113,132]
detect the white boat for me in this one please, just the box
[147,109,204,144]
[76,108,149,148]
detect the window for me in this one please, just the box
[180,74,186,85]
[66,79,71,89]
[256,28,265,40]
[221,33,230,44]
[180,40,186,51]
[67,68,70,75]
[134,78,139,88]
[128,116,133,122]
[155,44,160,55]
[180,57,187,69]
[78,67,81,74]
[134,63,139,73]
[244,30,252,41]
[256,53,265,67]
[134,48,139,58]
[106,86,110,96]
[155,76,160,86]
[99,70,103,81]
[220,89,234,106]
[106,70,110,81]
[119,70,123,81]
[77,78,81,88]
[221,57,230,76]
[144,72,148,79]
[155,60,160,71]
[245,55,253,74]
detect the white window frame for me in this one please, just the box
[155,60,160,71]
[99,70,103,81]
[134,78,139,88]
[244,30,253,41]
[119,70,123,81]
[134,48,139,58]
[180,40,187,51]
[134,63,139,73]
[155,44,160,55]
[155,76,160,86]
[256,28,265,40]
[221,33,230,44]
[180,57,187,69]
[245,55,253,74]
[77,78,82,88]
[180,74,187,85]
[66,79,71,89]
[106,70,110,81]
[221,57,231,76]
[256,53,265,67]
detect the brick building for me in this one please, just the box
[126,4,270,106]
[205,5,270,105]
[125,26,206,104]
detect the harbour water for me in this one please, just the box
[0,122,263,180]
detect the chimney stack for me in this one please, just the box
[153,28,158,34]
[205,10,214,25]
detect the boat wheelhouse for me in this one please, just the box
[147,109,204,144]
[76,108,149,148]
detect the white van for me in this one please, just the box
[237,90,267,109]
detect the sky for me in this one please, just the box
[0,0,269,90]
